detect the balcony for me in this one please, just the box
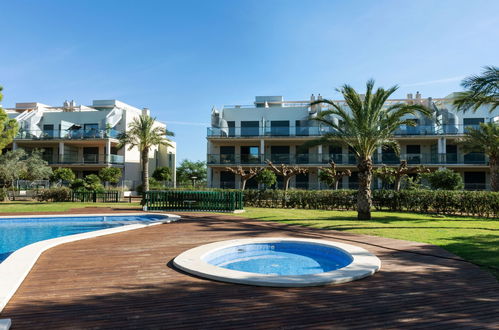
[42,153,124,165]
[207,152,488,166]
[207,124,484,138]
[15,129,120,140]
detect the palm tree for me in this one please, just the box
[458,123,499,191]
[117,114,174,193]
[309,80,432,219]
[453,66,499,113]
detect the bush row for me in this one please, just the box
[243,189,499,218]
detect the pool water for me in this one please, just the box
[0,215,167,262]
[205,242,353,276]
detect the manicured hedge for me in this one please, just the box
[243,189,499,218]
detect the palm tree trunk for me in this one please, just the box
[357,157,373,220]
[334,179,339,190]
[142,149,149,193]
[490,157,499,192]
[241,178,247,190]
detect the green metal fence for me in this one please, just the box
[144,190,244,212]
[71,191,121,203]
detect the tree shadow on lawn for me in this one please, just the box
[438,234,499,278]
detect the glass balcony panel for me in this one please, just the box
[240,154,261,164]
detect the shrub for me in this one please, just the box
[84,174,105,192]
[37,187,72,202]
[50,168,76,183]
[152,167,171,182]
[99,167,122,186]
[255,169,277,188]
[423,169,464,190]
[70,179,86,191]
[242,188,499,217]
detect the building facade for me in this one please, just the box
[207,94,497,190]
[4,99,176,189]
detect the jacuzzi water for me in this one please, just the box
[204,242,354,276]
[0,214,168,263]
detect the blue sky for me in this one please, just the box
[1,0,498,162]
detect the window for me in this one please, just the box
[241,146,260,164]
[464,172,486,190]
[270,121,290,136]
[295,120,309,136]
[241,121,259,136]
[270,146,290,163]
[220,146,235,164]
[446,145,457,164]
[227,121,235,137]
[295,173,309,189]
[43,124,54,138]
[220,171,236,189]
[296,145,309,164]
[463,118,484,132]
[406,145,421,164]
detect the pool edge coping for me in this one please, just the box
[0,212,180,316]
[173,237,381,287]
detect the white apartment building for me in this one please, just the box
[4,99,176,188]
[207,94,498,190]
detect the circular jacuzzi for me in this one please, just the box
[173,237,381,287]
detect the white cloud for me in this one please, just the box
[167,121,209,126]
[401,75,466,88]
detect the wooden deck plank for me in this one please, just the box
[1,212,498,329]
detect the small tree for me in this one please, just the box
[152,166,171,183]
[225,166,262,190]
[266,160,307,190]
[83,174,104,192]
[0,86,19,153]
[423,168,464,190]
[177,159,207,186]
[22,149,52,181]
[51,168,76,184]
[255,169,277,189]
[374,161,430,191]
[99,167,122,187]
[318,161,351,190]
[0,149,26,200]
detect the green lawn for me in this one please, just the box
[238,207,499,279]
[0,201,141,213]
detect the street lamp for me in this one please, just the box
[190,175,198,187]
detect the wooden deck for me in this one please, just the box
[1,212,498,329]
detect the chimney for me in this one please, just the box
[142,107,150,116]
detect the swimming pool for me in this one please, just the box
[206,242,354,275]
[0,214,170,263]
[174,238,381,287]
[0,213,180,314]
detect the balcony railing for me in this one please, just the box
[208,124,484,138]
[42,153,124,165]
[15,129,121,140]
[207,152,488,166]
